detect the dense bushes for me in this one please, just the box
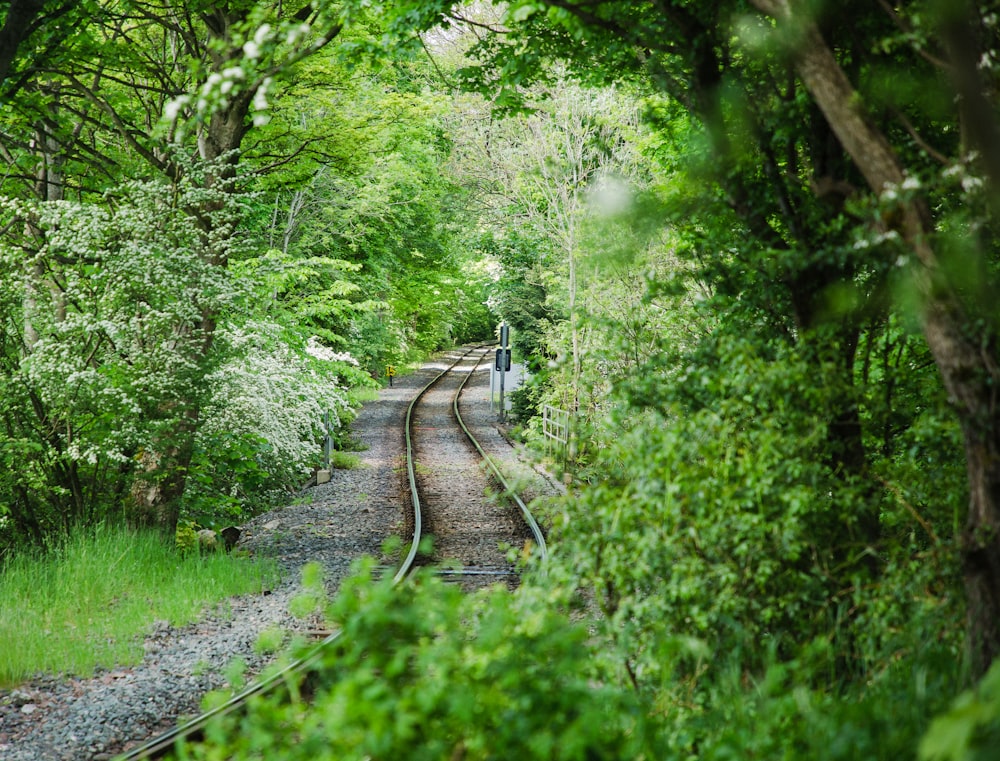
[184,553,969,760]
[0,174,370,548]
[185,562,658,760]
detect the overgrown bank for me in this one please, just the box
[0,524,279,687]
[1,1,999,758]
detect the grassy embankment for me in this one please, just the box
[0,524,280,687]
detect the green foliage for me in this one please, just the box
[184,563,657,760]
[181,320,353,525]
[920,660,1000,761]
[0,0,497,545]
[671,640,961,761]
[179,556,964,761]
[175,520,201,553]
[477,227,556,372]
[540,276,966,685]
[1,5,993,759]
[328,451,363,470]
[507,373,549,424]
[434,0,971,680]
[0,164,247,542]
[242,58,497,375]
[554,348,850,672]
[253,626,289,656]
[288,560,326,619]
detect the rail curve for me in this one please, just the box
[396,344,546,583]
[116,344,546,759]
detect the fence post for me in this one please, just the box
[542,404,570,473]
[323,410,333,470]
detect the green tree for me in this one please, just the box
[744,0,1000,676]
[0,1,365,539]
[375,0,996,676]
[243,56,494,374]
[0,162,248,539]
[331,0,993,689]
[443,77,650,427]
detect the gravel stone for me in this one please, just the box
[0,349,559,760]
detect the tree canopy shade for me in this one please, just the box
[4,0,1000,755]
[0,0,71,89]
[0,2,493,546]
[388,0,999,679]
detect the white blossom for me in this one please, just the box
[200,321,353,477]
[252,77,273,126]
[163,95,189,121]
[306,336,360,364]
[962,175,984,192]
[286,23,311,46]
[253,77,272,112]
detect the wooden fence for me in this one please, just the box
[541,404,570,463]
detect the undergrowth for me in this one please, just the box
[0,523,280,687]
[176,559,982,761]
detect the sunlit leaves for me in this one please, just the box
[187,567,658,760]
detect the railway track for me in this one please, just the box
[116,344,546,760]
[397,345,546,588]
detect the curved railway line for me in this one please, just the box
[116,344,547,760]
[398,344,546,585]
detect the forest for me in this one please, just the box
[1,1,999,758]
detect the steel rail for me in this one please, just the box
[115,623,342,759]
[115,344,540,759]
[117,348,477,760]
[452,348,548,560]
[393,344,486,582]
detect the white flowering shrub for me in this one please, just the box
[0,161,371,540]
[0,164,249,540]
[183,320,355,521]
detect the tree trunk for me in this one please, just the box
[128,434,195,535]
[123,25,254,536]
[0,0,49,84]
[924,299,1000,677]
[120,4,343,537]
[754,0,1000,676]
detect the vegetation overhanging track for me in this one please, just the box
[116,344,544,760]
[115,624,343,759]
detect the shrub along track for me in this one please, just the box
[20,345,548,760]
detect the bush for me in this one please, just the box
[182,321,353,524]
[920,659,1000,761]
[185,561,658,760]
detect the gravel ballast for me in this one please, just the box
[0,349,560,760]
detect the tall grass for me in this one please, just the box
[0,523,280,687]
